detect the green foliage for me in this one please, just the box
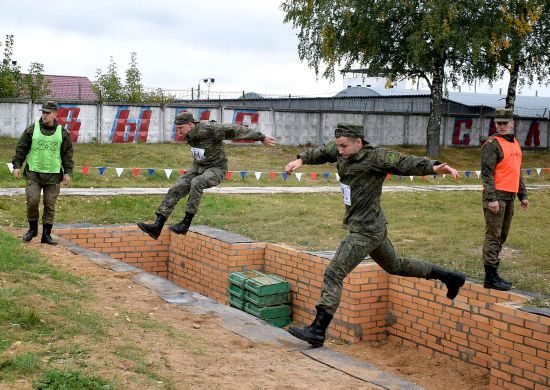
[0,352,41,376]
[93,53,174,104]
[0,35,50,99]
[281,0,486,157]
[33,369,115,390]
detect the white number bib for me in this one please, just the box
[340,183,351,206]
[191,147,206,161]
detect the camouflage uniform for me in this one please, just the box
[12,118,74,224]
[157,120,266,217]
[298,130,440,315]
[480,134,527,266]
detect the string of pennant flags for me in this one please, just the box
[3,162,550,182]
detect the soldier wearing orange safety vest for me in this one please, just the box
[480,108,529,291]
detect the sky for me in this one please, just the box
[2,0,550,98]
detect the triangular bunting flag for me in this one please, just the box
[99,167,107,175]
[148,169,155,177]
[81,166,89,176]
[335,173,340,181]
[386,174,391,181]
[323,173,329,179]
[409,176,413,181]
[116,168,124,177]
[475,171,481,178]
[227,172,233,180]
[132,168,140,177]
[465,171,470,178]
[442,174,446,179]
[282,173,288,181]
[433,174,437,179]
[536,168,541,175]
[399,175,402,180]
[240,172,247,180]
[546,168,549,175]
[270,172,276,180]
[310,173,317,181]
[526,169,531,175]
[296,172,302,181]
[180,170,187,175]
[7,163,14,173]
[422,175,426,180]
[165,169,172,179]
[255,172,262,180]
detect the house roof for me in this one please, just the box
[44,75,97,100]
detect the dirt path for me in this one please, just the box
[3,227,489,390]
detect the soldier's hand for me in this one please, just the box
[63,174,71,186]
[488,201,499,214]
[433,163,459,179]
[262,135,277,146]
[13,168,21,179]
[285,159,302,175]
[521,199,529,211]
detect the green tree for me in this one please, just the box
[22,62,52,100]
[0,35,23,98]
[480,0,550,110]
[125,52,143,102]
[282,0,484,157]
[93,56,124,102]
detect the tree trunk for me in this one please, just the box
[426,54,445,158]
[505,58,521,110]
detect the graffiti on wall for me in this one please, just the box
[173,108,211,142]
[452,117,472,145]
[525,120,541,147]
[488,119,497,136]
[57,104,81,143]
[110,106,152,143]
[232,109,259,143]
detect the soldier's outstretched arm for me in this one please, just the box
[433,163,460,179]
[285,159,303,175]
[262,135,276,146]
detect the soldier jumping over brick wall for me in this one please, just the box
[11,101,75,246]
[138,112,276,239]
[284,121,467,348]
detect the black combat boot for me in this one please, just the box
[137,213,167,240]
[23,220,38,242]
[288,306,333,348]
[484,264,511,291]
[169,212,194,235]
[41,224,57,246]
[427,265,467,300]
[495,261,513,286]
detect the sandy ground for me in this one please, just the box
[2,227,490,390]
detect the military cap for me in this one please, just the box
[494,108,514,123]
[334,121,365,139]
[174,112,200,125]
[39,101,57,113]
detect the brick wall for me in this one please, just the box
[54,224,549,389]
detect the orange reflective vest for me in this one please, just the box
[483,136,522,193]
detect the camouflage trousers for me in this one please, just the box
[482,200,515,266]
[317,227,433,316]
[157,165,226,218]
[25,179,60,225]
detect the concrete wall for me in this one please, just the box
[1,99,548,149]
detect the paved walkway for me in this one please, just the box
[1,184,549,196]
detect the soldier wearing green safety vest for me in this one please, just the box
[12,101,74,245]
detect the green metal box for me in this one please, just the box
[227,270,265,288]
[244,290,290,307]
[244,275,290,296]
[227,294,247,310]
[265,317,291,328]
[244,302,291,320]
[227,284,245,300]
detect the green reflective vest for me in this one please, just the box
[27,123,62,173]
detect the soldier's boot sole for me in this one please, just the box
[445,272,466,300]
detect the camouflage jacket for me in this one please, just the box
[184,121,266,170]
[298,141,440,233]
[12,119,75,185]
[480,133,527,204]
